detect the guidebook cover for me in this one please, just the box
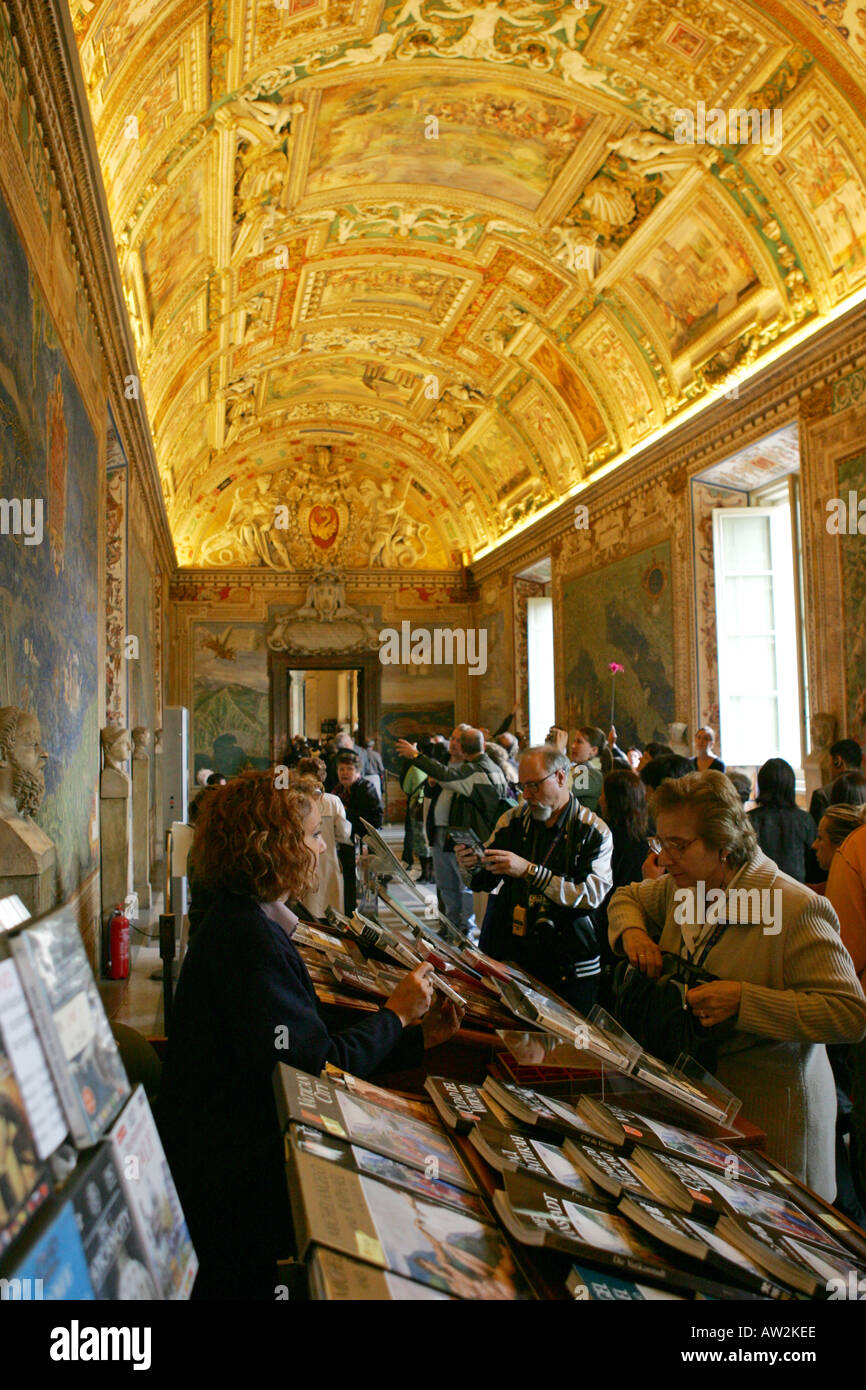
[0,956,67,1162]
[275,1065,476,1192]
[67,1144,159,1300]
[286,1124,491,1223]
[288,1145,533,1300]
[308,1246,454,1301]
[107,1088,197,1300]
[2,1198,94,1300]
[10,910,129,1147]
[0,1025,50,1255]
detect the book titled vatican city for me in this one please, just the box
[274,1064,477,1193]
[9,910,129,1147]
[286,1142,533,1300]
[107,1087,197,1300]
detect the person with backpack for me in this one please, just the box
[395,727,511,936]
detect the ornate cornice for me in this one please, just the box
[6,0,175,574]
[472,302,866,582]
[169,566,468,597]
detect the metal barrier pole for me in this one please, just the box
[158,828,176,1033]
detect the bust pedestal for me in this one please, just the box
[132,754,152,910]
[0,817,56,916]
[152,737,164,877]
[100,768,132,924]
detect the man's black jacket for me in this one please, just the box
[338,776,383,839]
[465,795,613,984]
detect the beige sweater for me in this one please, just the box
[608,850,866,1197]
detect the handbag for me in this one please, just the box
[610,923,735,1071]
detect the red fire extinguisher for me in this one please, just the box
[108,906,130,980]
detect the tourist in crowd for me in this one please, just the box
[805,771,866,882]
[594,769,650,995]
[456,745,613,1012]
[826,817,866,1209]
[365,737,386,800]
[333,750,383,912]
[825,769,866,807]
[726,769,753,806]
[333,750,382,839]
[156,771,463,1299]
[546,725,605,812]
[292,759,351,918]
[690,725,725,772]
[635,742,673,774]
[810,739,864,823]
[748,757,817,883]
[495,730,520,764]
[324,731,369,791]
[605,726,631,769]
[625,744,643,771]
[486,738,520,797]
[396,727,508,936]
[399,736,436,883]
[607,770,866,1195]
[640,754,692,790]
[812,804,866,886]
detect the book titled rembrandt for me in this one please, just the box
[274,1064,477,1193]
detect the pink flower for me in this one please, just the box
[608,662,624,674]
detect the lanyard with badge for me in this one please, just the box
[512,809,570,938]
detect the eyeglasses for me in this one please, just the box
[516,772,556,793]
[649,835,700,857]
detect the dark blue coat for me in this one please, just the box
[155,894,422,1297]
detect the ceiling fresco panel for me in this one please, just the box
[66,0,866,565]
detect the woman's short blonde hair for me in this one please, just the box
[653,769,758,868]
[822,803,866,848]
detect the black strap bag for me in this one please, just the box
[610,926,736,1071]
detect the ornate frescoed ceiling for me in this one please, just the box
[68,0,866,571]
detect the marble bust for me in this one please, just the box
[101,725,132,796]
[132,727,152,761]
[0,706,48,821]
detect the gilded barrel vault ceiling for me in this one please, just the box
[68,0,866,570]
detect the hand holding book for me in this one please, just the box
[421,996,465,1050]
[385,962,436,1027]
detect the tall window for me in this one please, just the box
[713,504,800,766]
[526,596,555,745]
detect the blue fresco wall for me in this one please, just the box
[0,188,100,899]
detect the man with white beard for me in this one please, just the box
[455,745,612,1011]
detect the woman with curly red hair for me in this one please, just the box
[156,770,462,1300]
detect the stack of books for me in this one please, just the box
[0,902,197,1300]
[458,1077,866,1301]
[273,1063,534,1300]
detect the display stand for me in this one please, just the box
[0,817,56,917]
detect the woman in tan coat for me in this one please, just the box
[608,771,866,1199]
